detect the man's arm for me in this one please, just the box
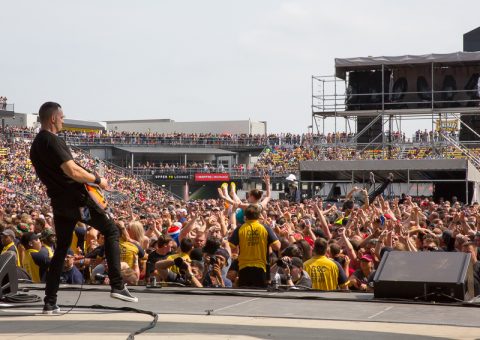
[179,213,197,242]
[261,174,271,209]
[60,160,108,189]
[266,225,281,251]
[155,258,175,270]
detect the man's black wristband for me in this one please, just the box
[94,174,101,185]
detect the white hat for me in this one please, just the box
[286,174,297,182]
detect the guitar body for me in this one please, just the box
[84,183,108,211]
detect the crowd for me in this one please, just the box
[1,131,479,295]
[6,126,455,149]
[414,129,458,143]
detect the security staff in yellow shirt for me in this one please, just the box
[304,238,349,291]
[229,204,281,288]
[21,232,51,283]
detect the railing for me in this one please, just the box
[69,145,184,200]
[5,131,289,148]
[132,167,292,179]
[0,103,14,112]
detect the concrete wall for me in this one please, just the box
[1,112,39,128]
[105,120,267,135]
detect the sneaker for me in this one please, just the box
[110,285,138,303]
[230,182,236,193]
[43,303,61,315]
[388,172,394,182]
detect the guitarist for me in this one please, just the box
[30,102,138,315]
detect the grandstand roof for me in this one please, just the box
[114,146,236,155]
[105,119,173,124]
[63,118,105,130]
[299,159,480,183]
[335,51,480,78]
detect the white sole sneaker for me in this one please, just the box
[42,308,61,315]
[110,292,138,303]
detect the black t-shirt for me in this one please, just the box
[33,247,51,282]
[30,130,84,200]
[352,268,376,286]
[146,251,169,278]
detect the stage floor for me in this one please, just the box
[0,285,479,340]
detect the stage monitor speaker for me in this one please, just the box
[0,252,18,299]
[390,77,408,106]
[416,76,432,107]
[373,251,474,302]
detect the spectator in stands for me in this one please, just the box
[202,248,232,288]
[155,237,194,284]
[462,242,479,296]
[21,232,50,283]
[60,250,84,284]
[282,256,312,289]
[1,229,20,266]
[348,254,375,292]
[145,235,173,282]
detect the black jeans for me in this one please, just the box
[44,201,123,304]
[238,267,267,288]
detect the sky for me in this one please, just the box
[1,0,479,136]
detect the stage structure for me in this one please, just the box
[0,103,15,133]
[311,52,480,160]
[299,159,480,204]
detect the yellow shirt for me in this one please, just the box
[23,249,41,283]
[43,244,54,259]
[1,242,20,267]
[304,255,348,291]
[166,252,191,274]
[120,239,145,269]
[70,227,86,255]
[229,220,280,272]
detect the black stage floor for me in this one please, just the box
[0,284,479,340]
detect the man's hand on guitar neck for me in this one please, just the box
[98,177,110,191]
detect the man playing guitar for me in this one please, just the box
[30,102,137,315]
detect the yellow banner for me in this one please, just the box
[435,119,458,132]
[62,126,102,133]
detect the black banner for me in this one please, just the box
[153,173,190,181]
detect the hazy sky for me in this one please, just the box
[1,1,479,136]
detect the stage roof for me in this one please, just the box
[299,159,480,183]
[335,51,480,78]
[114,146,236,156]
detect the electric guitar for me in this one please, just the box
[84,181,108,211]
[83,160,108,211]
